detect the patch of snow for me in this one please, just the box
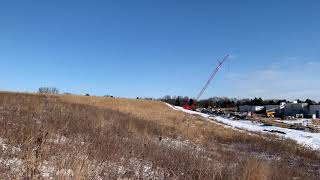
[47,134,67,144]
[0,138,7,151]
[170,105,320,150]
[160,137,189,149]
[157,137,205,154]
[128,158,164,179]
[0,157,24,172]
[118,165,126,175]
[39,161,55,179]
[171,105,210,118]
[275,119,312,126]
[113,158,165,179]
[0,137,25,175]
[56,168,74,177]
[165,103,178,111]
[212,116,320,150]
[0,138,21,154]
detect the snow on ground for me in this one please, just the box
[47,134,67,144]
[0,138,25,176]
[0,138,21,154]
[275,119,312,126]
[165,103,210,117]
[167,104,320,150]
[211,116,320,150]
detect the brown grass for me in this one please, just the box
[312,119,320,126]
[60,94,320,159]
[0,92,319,179]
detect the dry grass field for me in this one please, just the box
[313,119,320,126]
[0,92,319,179]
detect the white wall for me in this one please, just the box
[239,105,264,112]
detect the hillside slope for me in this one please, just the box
[0,92,319,179]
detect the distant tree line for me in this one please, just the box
[161,95,191,106]
[38,87,59,94]
[35,88,320,106]
[160,95,320,108]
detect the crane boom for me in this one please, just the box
[196,54,230,101]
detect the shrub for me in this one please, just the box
[38,87,59,94]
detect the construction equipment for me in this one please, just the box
[266,112,275,118]
[265,107,278,118]
[183,54,230,110]
[183,99,195,110]
[196,54,230,101]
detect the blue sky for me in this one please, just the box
[0,0,319,100]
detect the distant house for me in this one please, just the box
[309,105,320,118]
[239,105,264,113]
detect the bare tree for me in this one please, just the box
[38,87,59,94]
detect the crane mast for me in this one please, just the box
[196,54,230,101]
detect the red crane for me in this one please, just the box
[183,54,230,110]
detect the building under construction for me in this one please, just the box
[239,102,320,119]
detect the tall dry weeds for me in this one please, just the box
[0,92,318,179]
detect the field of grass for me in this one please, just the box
[0,92,319,179]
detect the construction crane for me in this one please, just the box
[183,54,230,110]
[196,54,230,101]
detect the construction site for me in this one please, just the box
[172,54,320,136]
[0,55,319,179]
[2,1,320,179]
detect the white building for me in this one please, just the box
[239,105,264,112]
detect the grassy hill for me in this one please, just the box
[0,92,319,179]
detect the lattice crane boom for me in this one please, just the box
[196,54,230,101]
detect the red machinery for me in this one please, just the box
[183,54,230,110]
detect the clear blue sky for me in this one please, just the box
[0,0,319,100]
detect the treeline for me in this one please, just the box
[38,87,59,94]
[36,87,319,107]
[161,95,192,106]
[160,95,320,108]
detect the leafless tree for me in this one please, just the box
[38,87,59,94]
